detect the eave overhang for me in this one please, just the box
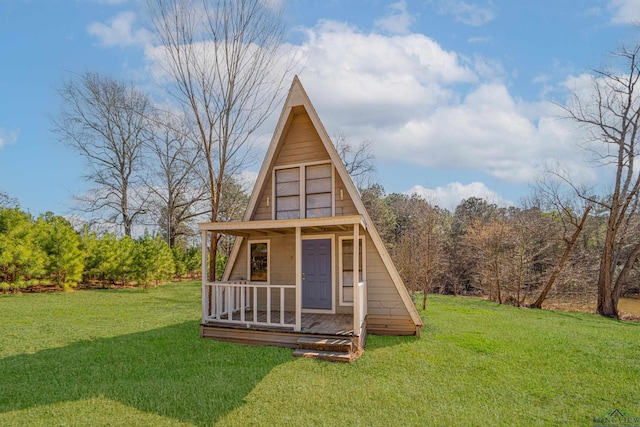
[198,215,366,237]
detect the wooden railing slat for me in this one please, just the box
[202,281,295,329]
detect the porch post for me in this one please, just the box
[353,223,360,336]
[201,230,208,283]
[201,230,208,323]
[295,226,302,331]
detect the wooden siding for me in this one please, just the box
[363,231,416,335]
[228,235,303,285]
[227,232,354,315]
[334,171,358,216]
[252,174,272,221]
[366,315,417,335]
[269,235,296,284]
[274,112,330,166]
[228,239,248,280]
[201,325,300,348]
[227,235,296,310]
[226,229,417,333]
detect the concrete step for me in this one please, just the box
[296,337,353,353]
[292,349,354,363]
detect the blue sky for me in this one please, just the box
[0,0,638,217]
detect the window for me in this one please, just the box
[249,241,269,282]
[306,164,332,218]
[339,236,364,305]
[275,168,300,219]
[274,163,333,219]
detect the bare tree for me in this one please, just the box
[334,132,376,188]
[145,109,207,247]
[360,184,396,247]
[53,72,151,237]
[0,191,17,208]
[384,193,446,306]
[446,197,498,295]
[464,214,514,304]
[147,0,293,279]
[530,180,592,308]
[415,200,446,309]
[506,206,547,307]
[216,174,251,258]
[559,44,640,318]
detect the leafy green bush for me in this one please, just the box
[34,213,84,289]
[134,233,175,287]
[0,207,46,286]
[172,245,202,279]
[0,206,202,292]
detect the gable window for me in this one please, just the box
[275,168,300,219]
[249,241,269,282]
[306,164,332,218]
[339,236,365,305]
[274,163,333,220]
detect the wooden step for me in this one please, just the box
[292,349,354,362]
[296,337,353,353]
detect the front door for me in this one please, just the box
[301,238,332,310]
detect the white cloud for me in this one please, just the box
[438,0,495,26]
[467,36,492,44]
[471,54,505,80]
[296,20,475,127]
[406,182,511,211]
[0,128,19,148]
[374,1,416,34]
[138,17,599,193]
[288,20,600,188]
[609,0,640,24]
[375,83,543,182]
[87,11,153,47]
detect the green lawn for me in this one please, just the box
[1,282,638,426]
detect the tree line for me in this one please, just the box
[355,43,640,320]
[361,189,622,311]
[0,204,201,292]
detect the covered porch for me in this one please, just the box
[198,215,368,357]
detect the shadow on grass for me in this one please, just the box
[0,321,292,426]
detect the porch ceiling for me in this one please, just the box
[198,215,366,237]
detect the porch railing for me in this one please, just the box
[202,281,296,329]
[354,280,367,337]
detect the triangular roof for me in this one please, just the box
[224,76,422,327]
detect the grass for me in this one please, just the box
[1,282,639,426]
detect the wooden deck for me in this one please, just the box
[299,313,353,335]
[203,312,353,335]
[200,312,364,353]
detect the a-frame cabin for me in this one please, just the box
[198,76,422,362]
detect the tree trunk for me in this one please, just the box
[613,241,640,302]
[597,220,618,318]
[208,232,218,282]
[422,283,429,310]
[531,206,591,309]
[422,274,432,310]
